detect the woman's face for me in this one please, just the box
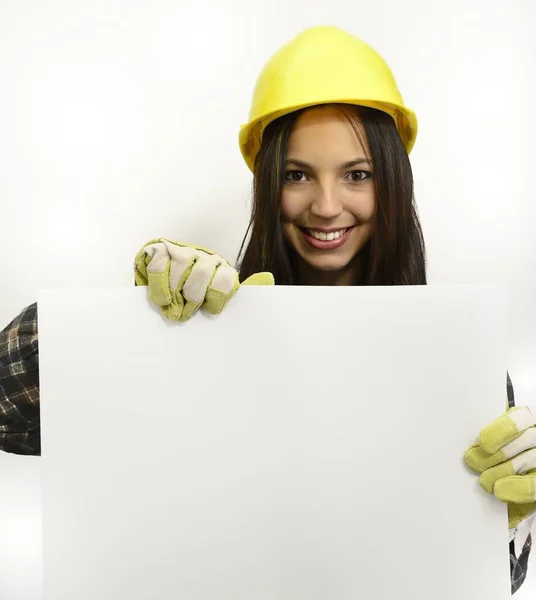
[281,106,376,279]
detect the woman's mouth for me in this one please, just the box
[299,227,354,250]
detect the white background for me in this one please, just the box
[0,0,534,598]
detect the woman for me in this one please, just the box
[0,25,533,593]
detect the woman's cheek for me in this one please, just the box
[354,187,376,223]
[363,200,376,222]
[280,190,302,222]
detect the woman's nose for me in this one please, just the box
[310,186,343,219]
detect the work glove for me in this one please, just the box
[464,406,536,541]
[134,238,274,322]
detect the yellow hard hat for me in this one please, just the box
[239,26,418,172]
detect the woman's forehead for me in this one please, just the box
[287,105,370,162]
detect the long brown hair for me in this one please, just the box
[237,104,426,285]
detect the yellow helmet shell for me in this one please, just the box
[239,26,418,172]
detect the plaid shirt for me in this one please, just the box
[0,303,40,455]
[0,303,531,593]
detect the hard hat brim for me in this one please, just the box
[239,99,418,173]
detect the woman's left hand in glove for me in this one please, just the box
[464,406,536,540]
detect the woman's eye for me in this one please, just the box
[285,170,307,182]
[347,170,371,182]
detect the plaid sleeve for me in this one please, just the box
[507,371,532,594]
[0,303,41,455]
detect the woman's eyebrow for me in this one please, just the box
[286,157,372,169]
[342,158,373,168]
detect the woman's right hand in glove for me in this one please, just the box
[134,238,274,322]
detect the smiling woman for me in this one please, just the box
[237,103,425,286]
[0,23,534,597]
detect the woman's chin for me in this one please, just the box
[287,247,348,273]
[308,260,348,272]
[300,252,356,273]
[292,244,364,285]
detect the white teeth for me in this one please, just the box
[307,228,347,241]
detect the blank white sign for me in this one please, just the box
[38,285,510,599]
